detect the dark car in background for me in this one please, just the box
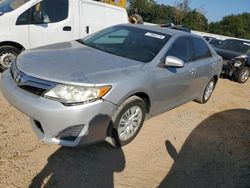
[215,39,250,83]
[209,39,223,48]
[203,36,223,48]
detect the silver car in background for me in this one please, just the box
[0,24,222,147]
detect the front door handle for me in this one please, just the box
[63,26,72,31]
[189,68,196,75]
[86,26,90,34]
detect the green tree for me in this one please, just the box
[209,13,250,39]
[183,0,191,12]
[182,10,208,31]
[96,0,250,39]
[149,4,174,24]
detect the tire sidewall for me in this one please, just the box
[235,67,249,83]
[113,97,146,146]
[202,79,215,103]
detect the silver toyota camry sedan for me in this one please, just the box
[0,24,222,147]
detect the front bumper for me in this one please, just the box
[221,61,235,77]
[0,70,117,146]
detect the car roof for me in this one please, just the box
[120,23,192,37]
[223,39,250,44]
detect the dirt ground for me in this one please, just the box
[0,76,249,188]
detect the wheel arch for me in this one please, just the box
[0,41,25,51]
[116,91,152,114]
[130,92,151,114]
[106,91,152,139]
[213,75,218,84]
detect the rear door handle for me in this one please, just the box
[211,63,216,69]
[63,26,72,31]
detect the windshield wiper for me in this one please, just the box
[76,40,101,50]
[76,39,85,45]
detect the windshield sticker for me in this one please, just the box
[145,32,166,39]
[243,42,250,46]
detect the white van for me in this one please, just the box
[0,0,128,70]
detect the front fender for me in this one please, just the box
[102,71,154,108]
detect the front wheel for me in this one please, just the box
[235,67,250,83]
[0,46,20,71]
[112,96,146,147]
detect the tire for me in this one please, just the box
[0,45,20,71]
[112,96,146,147]
[234,67,250,83]
[196,78,216,104]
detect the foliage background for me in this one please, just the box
[95,0,250,39]
[126,0,250,39]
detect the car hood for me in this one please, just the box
[214,48,242,60]
[17,41,144,85]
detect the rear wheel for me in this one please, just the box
[0,46,20,71]
[196,78,216,104]
[235,67,249,83]
[112,96,146,147]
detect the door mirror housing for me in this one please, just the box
[164,56,184,68]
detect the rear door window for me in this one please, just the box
[192,37,212,60]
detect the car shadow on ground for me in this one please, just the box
[159,109,250,188]
[29,142,125,188]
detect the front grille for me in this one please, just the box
[10,62,56,96]
[19,85,47,96]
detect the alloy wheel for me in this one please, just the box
[117,106,143,141]
[204,81,214,101]
[0,52,16,69]
[240,69,249,83]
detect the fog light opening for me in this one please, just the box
[55,125,85,142]
[34,120,44,133]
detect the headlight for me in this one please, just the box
[44,84,111,105]
[234,61,242,67]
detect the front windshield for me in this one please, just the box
[0,0,30,14]
[81,25,171,62]
[218,39,250,55]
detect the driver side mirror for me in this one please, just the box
[33,11,44,24]
[161,56,184,68]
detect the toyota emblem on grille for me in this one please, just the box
[15,74,22,83]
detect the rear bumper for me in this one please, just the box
[0,70,117,146]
